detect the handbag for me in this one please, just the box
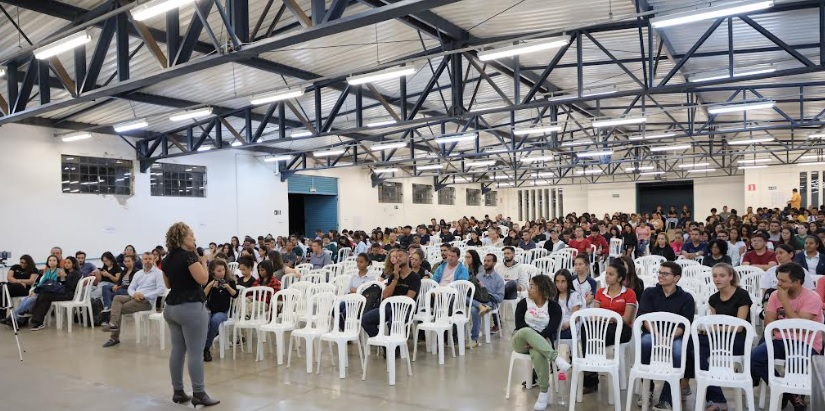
[469,274,490,303]
[35,279,65,295]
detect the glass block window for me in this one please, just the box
[378,182,403,203]
[412,184,433,204]
[61,155,132,195]
[150,163,207,197]
[438,187,455,205]
[466,188,481,206]
[485,191,497,206]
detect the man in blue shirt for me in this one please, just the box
[681,228,708,259]
[417,225,431,246]
[75,251,96,277]
[468,254,505,348]
[307,240,332,269]
[517,230,537,250]
[102,252,166,347]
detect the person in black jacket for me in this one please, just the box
[28,256,83,331]
[202,259,237,362]
[636,261,696,410]
[512,274,570,411]
[649,232,677,261]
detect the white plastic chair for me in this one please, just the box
[412,287,457,365]
[635,255,667,278]
[302,273,326,284]
[332,276,351,296]
[505,341,558,400]
[217,285,245,359]
[256,288,301,364]
[318,293,366,378]
[281,273,298,289]
[569,308,623,410]
[232,286,273,359]
[682,265,712,284]
[51,276,95,332]
[625,312,692,411]
[691,315,756,411]
[674,259,700,269]
[227,262,239,276]
[609,238,624,259]
[337,247,352,263]
[533,257,555,277]
[144,288,170,349]
[448,280,475,356]
[362,296,416,386]
[288,291,337,373]
[763,319,825,411]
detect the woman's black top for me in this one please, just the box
[163,248,206,305]
[466,238,483,247]
[206,282,238,313]
[702,254,732,267]
[650,244,676,261]
[9,264,37,288]
[99,264,122,284]
[236,275,256,289]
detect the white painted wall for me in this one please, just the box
[586,182,637,217]
[298,168,512,230]
[0,124,288,261]
[694,175,745,215]
[744,164,811,208]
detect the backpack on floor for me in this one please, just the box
[361,284,382,312]
[90,298,105,326]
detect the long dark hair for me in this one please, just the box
[64,256,79,272]
[257,260,275,285]
[465,249,482,276]
[101,251,117,267]
[18,254,37,274]
[619,255,641,290]
[553,269,576,308]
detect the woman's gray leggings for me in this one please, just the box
[164,302,208,392]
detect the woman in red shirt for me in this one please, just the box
[568,227,592,255]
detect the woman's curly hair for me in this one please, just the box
[166,222,191,251]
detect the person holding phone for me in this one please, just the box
[361,248,421,339]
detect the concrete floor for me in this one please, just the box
[0,320,763,411]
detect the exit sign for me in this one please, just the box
[747,184,756,191]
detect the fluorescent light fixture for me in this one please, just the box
[728,137,774,145]
[169,107,213,122]
[497,182,515,187]
[453,176,471,183]
[250,89,304,105]
[687,168,717,173]
[478,36,570,61]
[435,133,477,144]
[465,160,496,167]
[625,166,656,172]
[562,139,594,147]
[737,158,772,164]
[575,169,603,175]
[512,125,562,136]
[291,130,313,138]
[490,175,513,180]
[132,0,194,21]
[800,155,822,160]
[0,68,5,77]
[678,162,710,168]
[577,150,613,158]
[651,1,773,28]
[650,144,691,152]
[314,148,346,157]
[738,165,769,170]
[34,30,92,59]
[640,171,666,176]
[370,141,407,151]
[691,67,777,83]
[592,116,647,128]
[582,85,618,97]
[264,155,292,162]
[374,168,399,174]
[367,120,398,128]
[708,101,775,114]
[416,164,444,170]
[798,162,825,166]
[520,155,555,163]
[644,133,677,140]
[808,133,825,139]
[231,141,243,147]
[113,119,148,133]
[347,66,416,85]
[530,172,555,178]
[196,146,212,152]
[61,132,92,142]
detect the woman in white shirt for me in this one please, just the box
[553,269,583,340]
[727,228,746,266]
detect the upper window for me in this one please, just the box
[485,191,498,207]
[412,184,433,204]
[438,187,455,205]
[150,163,207,197]
[61,155,133,195]
[466,188,481,206]
[378,182,403,203]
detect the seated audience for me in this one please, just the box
[75,251,96,276]
[742,232,777,271]
[544,229,566,252]
[348,253,376,293]
[203,259,238,362]
[681,228,708,260]
[4,254,38,298]
[794,235,825,276]
[568,227,592,255]
[306,240,333,268]
[518,230,537,251]
[467,251,505,348]
[367,242,387,263]
[432,246,469,286]
[4,255,61,327]
[235,256,257,288]
[95,251,123,311]
[496,247,528,301]
[102,252,165,347]
[28,256,84,331]
[409,249,430,279]
[702,239,732,267]
[553,269,583,340]
[762,244,815,298]
[572,254,597,307]
[650,232,677,261]
[116,245,143,270]
[361,249,420,338]
[253,260,282,304]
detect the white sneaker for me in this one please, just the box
[554,356,571,372]
[534,391,550,410]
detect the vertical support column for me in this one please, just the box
[550,105,559,147]
[245,109,253,142]
[116,12,130,81]
[576,32,583,97]
[311,0,325,25]
[355,86,363,128]
[166,8,180,67]
[278,102,286,139]
[314,86,322,133]
[74,48,86,95]
[450,52,463,116]
[7,62,18,109]
[38,60,50,105]
[727,17,734,77]
[400,77,408,120]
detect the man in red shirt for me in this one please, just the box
[742,231,778,271]
[567,227,592,255]
[588,226,609,273]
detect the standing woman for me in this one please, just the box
[161,222,218,407]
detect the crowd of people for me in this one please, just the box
[4,199,825,411]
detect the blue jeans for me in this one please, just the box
[470,299,493,341]
[750,339,820,386]
[699,333,746,404]
[204,311,228,350]
[13,295,37,320]
[101,283,129,309]
[641,333,691,405]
